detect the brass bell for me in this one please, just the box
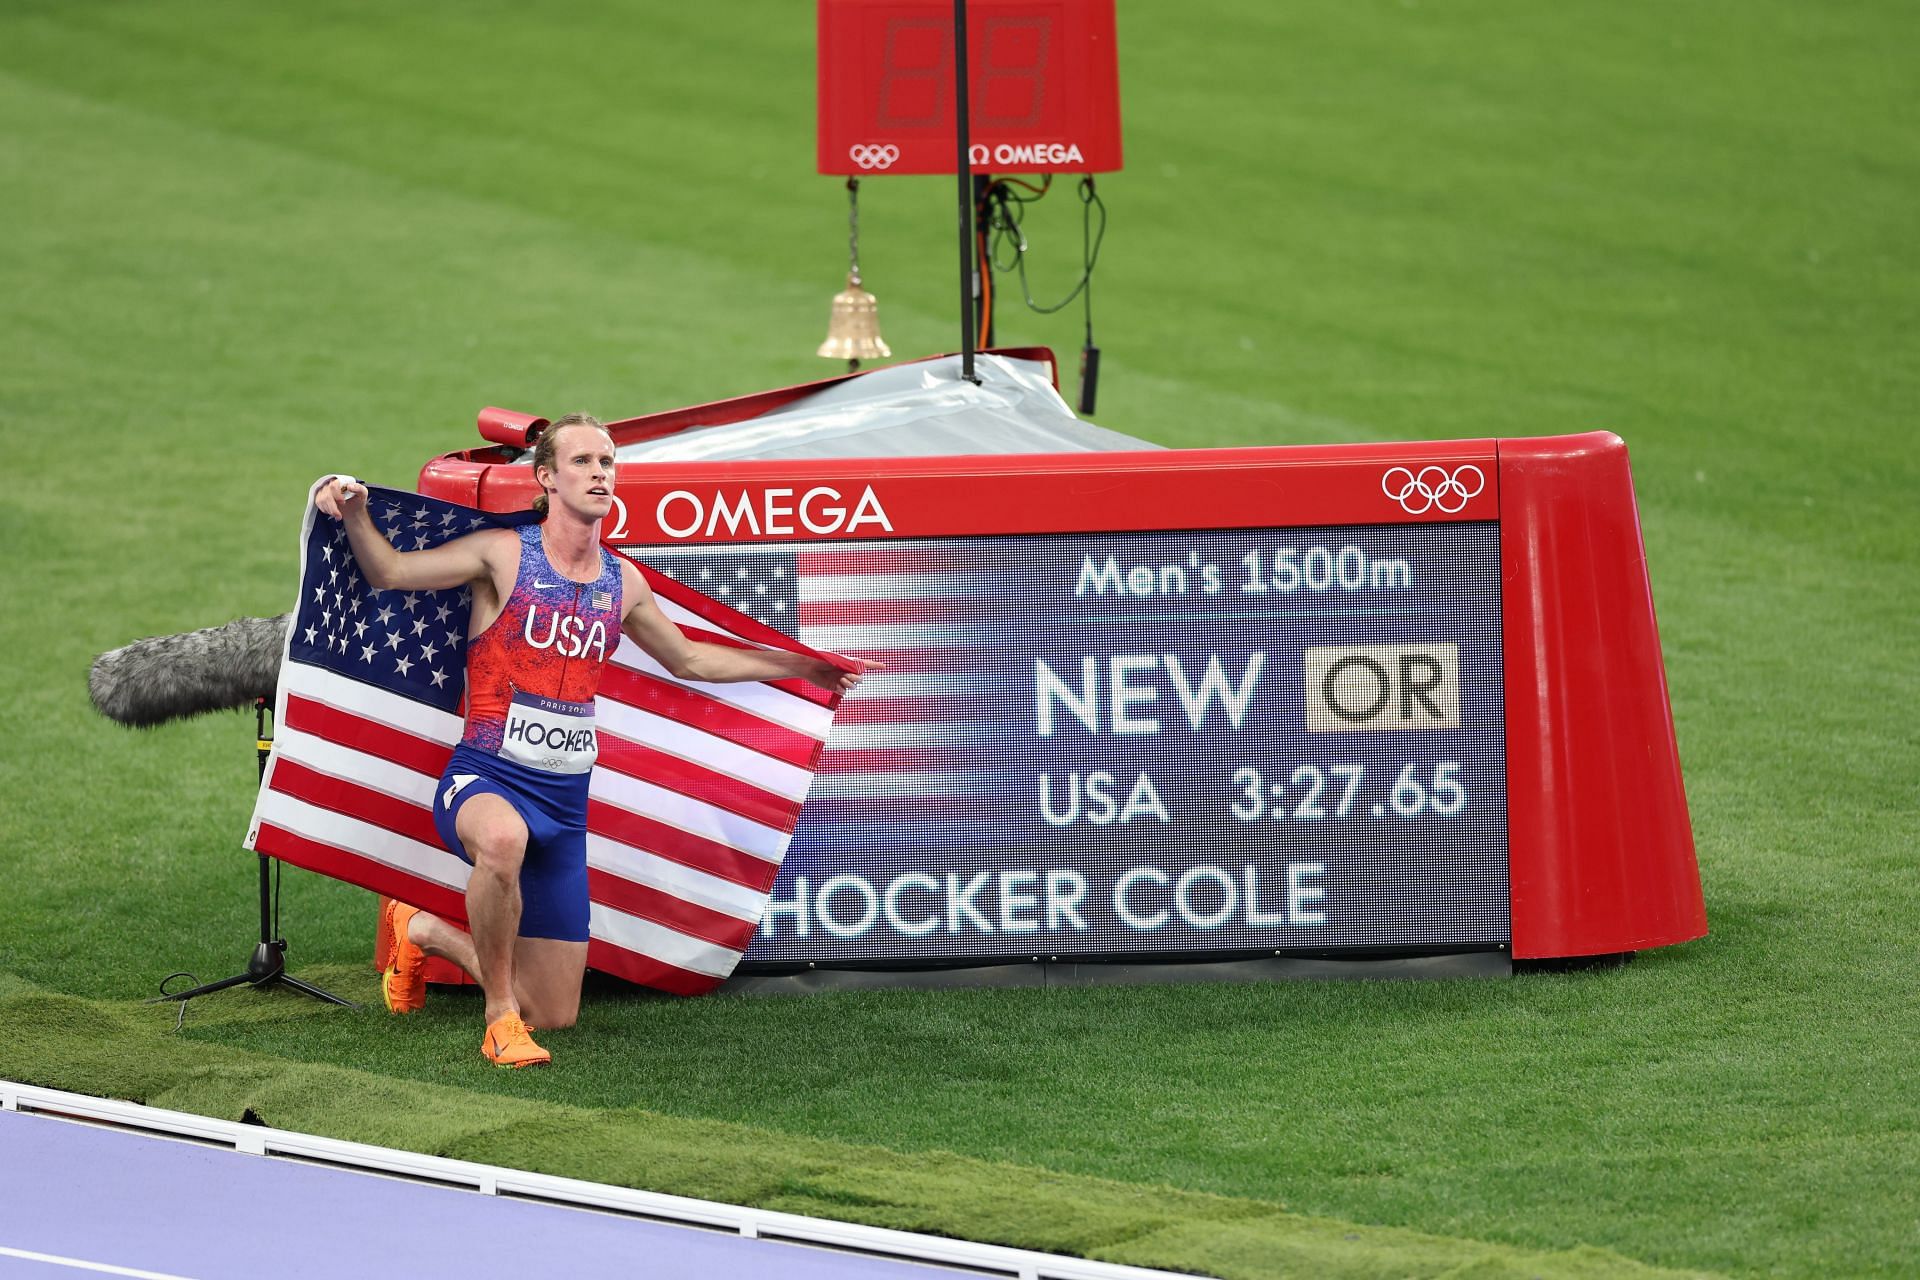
[817,272,891,363]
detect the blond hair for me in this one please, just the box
[530,413,609,516]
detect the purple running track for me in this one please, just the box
[0,1109,975,1279]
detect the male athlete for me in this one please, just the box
[316,414,869,1067]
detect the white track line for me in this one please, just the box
[0,1245,200,1280]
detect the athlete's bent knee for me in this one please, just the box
[465,828,525,875]
[456,796,529,872]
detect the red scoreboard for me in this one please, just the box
[818,0,1123,175]
[423,377,1707,979]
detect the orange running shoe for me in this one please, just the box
[380,899,427,1014]
[482,1012,551,1069]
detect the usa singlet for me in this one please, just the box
[462,525,625,766]
[431,525,624,941]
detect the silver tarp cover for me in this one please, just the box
[595,354,1159,462]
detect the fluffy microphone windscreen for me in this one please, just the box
[89,614,292,728]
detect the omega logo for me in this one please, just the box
[967,142,1086,167]
[654,486,894,539]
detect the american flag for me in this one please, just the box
[244,483,849,996]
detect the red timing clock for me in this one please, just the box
[818,0,1123,175]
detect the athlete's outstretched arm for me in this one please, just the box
[315,475,508,593]
[617,560,874,695]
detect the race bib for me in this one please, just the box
[500,691,598,774]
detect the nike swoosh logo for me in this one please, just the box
[534,580,558,589]
[442,773,480,809]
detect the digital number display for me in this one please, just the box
[625,522,1510,966]
[871,13,1049,130]
[818,0,1123,175]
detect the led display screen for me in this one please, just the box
[817,0,1124,175]
[622,521,1509,966]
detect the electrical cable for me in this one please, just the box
[150,972,202,1031]
[1078,179,1097,346]
[979,174,1106,412]
[981,175,1106,316]
[976,223,994,347]
[1077,177,1100,414]
[994,174,1052,198]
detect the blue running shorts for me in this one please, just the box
[432,742,592,942]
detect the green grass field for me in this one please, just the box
[3,2,1916,1276]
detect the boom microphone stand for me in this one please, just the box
[150,698,355,1010]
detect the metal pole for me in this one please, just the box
[953,0,979,383]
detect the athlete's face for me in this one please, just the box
[539,426,617,523]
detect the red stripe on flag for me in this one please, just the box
[282,694,454,777]
[585,868,759,952]
[795,794,986,823]
[587,798,782,892]
[597,664,823,769]
[597,732,801,831]
[269,758,441,848]
[585,938,723,997]
[799,599,967,626]
[253,822,469,926]
[833,696,965,725]
[814,747,952,773]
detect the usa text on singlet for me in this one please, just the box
[460,525,624,775]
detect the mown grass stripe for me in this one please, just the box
[0,981,1713,1280]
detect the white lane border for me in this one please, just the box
[2,1081,1204,1280]
[0,1244,199,1280]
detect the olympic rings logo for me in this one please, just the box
[848,144,900,171]
[1382,464,1485,514]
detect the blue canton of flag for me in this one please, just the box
[287,488,538,714]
